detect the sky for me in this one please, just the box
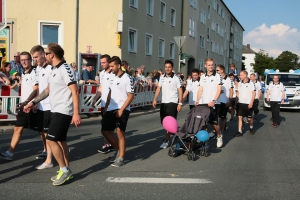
[223,0,300,58]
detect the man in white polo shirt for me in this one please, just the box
[216,64,233,134]
[152,60,183,149]
[24,43,81,186]
[0,52,38,161]
[92,54,115,154]
[195,58,223,148]
[30,45,54,170]
[101,56,134,167]
[250,73,262,123]
[266,75,285,127]
[235,70,256,137]
[183,68,200,110]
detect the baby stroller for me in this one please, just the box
[168,105,210,161]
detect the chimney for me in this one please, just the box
[247,44,250,49]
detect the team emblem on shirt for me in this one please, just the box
[42,74,45,77]
[53,74,56,77]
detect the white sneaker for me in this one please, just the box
[159,140,168,149]
[217,135,223,148]
[35,163,54,170]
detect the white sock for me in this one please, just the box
[250,126,253,129]
[60,166,68,172]
[6,150,13,157]
[238,130,242,133]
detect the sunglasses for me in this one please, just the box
[45,52,52,56]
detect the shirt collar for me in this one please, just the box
[23,67,33,75]
[42,63,48,68]
[223,75,228,80]
[117,72,125,78]
[241,79,250,83]
[164,72,174,78]
[192,77,200,82]
[274,81,280,85]
[54,60,66,69]
[205,70,216,77]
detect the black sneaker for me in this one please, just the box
[249,128,254,135]
[209,133,217,140]
[98,146,111,154]
[235,132,243,137]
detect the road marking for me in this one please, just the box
[106,177,212,184]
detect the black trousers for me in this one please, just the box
[270,101,280,123]
[253,99,259,115]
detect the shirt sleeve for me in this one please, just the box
[256,82,262,90]
[217,74,223,85]
[281,83,285,92]
[177,77,182,88]
[252,82,256,91]
[126,75,134,94]
[62,65,76,86]
[158,77,163,87]
[229,79,234,88]
[31,70,38,86]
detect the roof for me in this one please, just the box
[242,45,256,54]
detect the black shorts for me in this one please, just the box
[160,103,178,124]
[46,112,72,142]
[101,109,130,132]
[238,103,253,118]
[101,107,104,117]
[15,109,37,130]
[189,105,195,110]
[37,110,51,133]
[219,103,228,119]
[199,104,219,125]
[230,98,236,108]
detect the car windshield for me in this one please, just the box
[266,74,300,86]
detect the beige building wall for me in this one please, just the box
[6,0,122,64]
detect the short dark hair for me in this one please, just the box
[164,60,173,67]
[30,45,45,55]
[122,60,129,66]
[199,70,204,74]
[191,68,200,74]
[20,51,32,60]
[229,73,234,77]
[217,64,225,71]
[47,43,64,59]
[108,56,122,65]
[100,54,111,61]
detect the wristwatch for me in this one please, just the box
[212,100,216,102]
[178,102,183,105]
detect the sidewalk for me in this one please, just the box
[0,106,161,134]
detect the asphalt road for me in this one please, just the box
[0,105,300,199]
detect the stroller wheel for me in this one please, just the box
[187,152,196,161]
[168,147,177,157]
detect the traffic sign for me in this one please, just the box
[173,36,186,48]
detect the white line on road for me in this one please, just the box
[106,177,212,184]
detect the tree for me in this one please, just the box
[252,49,275,76]
[275,51,299,71]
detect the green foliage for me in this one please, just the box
[252,49,275,76]
[275,51,299,71]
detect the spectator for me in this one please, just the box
[145,72,153,87]
[140,65,146,75]
[230,63,238,81]
[0,62,12,85]
[70,62,79,82]
[158,69,163,77]
[82,65,99,84]
[11,52,25,76]
[122,60,130,73]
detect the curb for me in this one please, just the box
[0,108,161,134]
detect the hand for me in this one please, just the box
[23,102,33,113]
[195,101,199,106]
[115,109,123,118]
[248,103,253,109]
[17,101,28,111]
[208,101,215,107]
[266,97,270,102]
[281,99,285,104]
[32,104,38,113]
[71,113,81,127]
[152,100,157,108]
[177,104,182,112]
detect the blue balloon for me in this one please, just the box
[196,130,209,142]
[295,69,300,73]
[269,69,275,73]
[264,71,267,75]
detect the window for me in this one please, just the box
[208,6,211,19]
[160,1,166,22]
[213,0,216,10]
[211,19,216,31]
[211,41,215,52]
[171,8,176,26]
[129,0,138,9]
[221,8,225,19]
[199,59,204,70]
[200,10,206,25]
[39,21,63,48]
[170,42,175,59]
[207,28,210,39]
[190,0,197,9]
[159,38,165,58]
[146,0,154,16]
[128,28,137,53]
[189,17,196,37]
[199,35,205,48]
[145,34,153,55]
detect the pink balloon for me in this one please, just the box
[162,116,178,134]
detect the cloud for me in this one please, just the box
[244,23,300,58]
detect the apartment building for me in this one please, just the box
[4,0,182,74]
[181,0,244,75]
[242,44,256,75]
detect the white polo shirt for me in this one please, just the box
[48,61,76,116]
[218,75,234,104]
[199,71,223,104]
[108,72,134,111]
[158,73,182,103]
[186,78,200,105]
[237,79,256,104]
[38,64,52,111]
[100,70,115,107]
[252,80,262,99]
[21,67,38,102]
[268,82,284,101]
[233,82,237,98]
